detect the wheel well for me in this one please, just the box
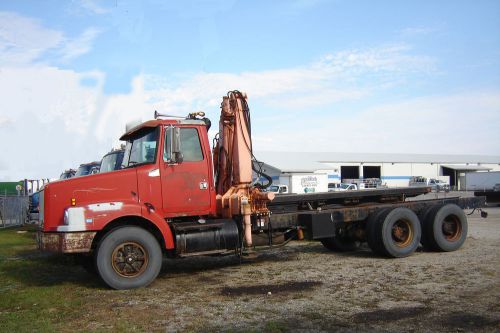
[91,216,167,253]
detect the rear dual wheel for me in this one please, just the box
[367,207,421,258]
[421,204,467,252]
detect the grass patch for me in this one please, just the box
[0,227,95,332]
[0,225,38,258]
[263,320,288,333]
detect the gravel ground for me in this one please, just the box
[91,205,499,333]
[61,206,500,332]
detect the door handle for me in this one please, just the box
[199,182,208,190]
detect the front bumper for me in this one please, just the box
[37,231,97,253]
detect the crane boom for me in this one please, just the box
[212,91,274,251]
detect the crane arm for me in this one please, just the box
[212,91,274,251]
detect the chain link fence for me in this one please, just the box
[0,195,29,228]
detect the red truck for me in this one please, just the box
[37,91,486,289]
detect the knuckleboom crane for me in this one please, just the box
[212,91,275,253]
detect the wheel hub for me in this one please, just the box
[111,242,149,278]
[392,219,413,247]
[442,216,461,241]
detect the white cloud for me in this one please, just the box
[0,12,64,65]
[102,44,432,116]
[59,28,102,61]
[315,45,435,74]
[76,0,111,15]
[251,92,500,155]
[0,11,100,66]
[92,44,437,151]
[0,66,107,181]
[400,26,436,36]
[0,116,12,127]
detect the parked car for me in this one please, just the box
[493,183,500,192]
[267,184,289,194]
[409,176,450,192]
[99,148,125,173]
[75,161,101,177]
[428,178,450,192]
[337,183,358,191]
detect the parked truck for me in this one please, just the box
[277,173,328,194]
[465,171,500,191]
[467,171,500,205]
[37,91,486,289]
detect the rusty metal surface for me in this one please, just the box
[268,187,432,214]
[268,196,487,231]
[37,231,96,253]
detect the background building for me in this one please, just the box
[254,152,500,190]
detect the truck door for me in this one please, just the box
[161,126,212,217]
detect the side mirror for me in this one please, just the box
[166,126,183,164]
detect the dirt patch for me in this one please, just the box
[441,312,500,330]
[352,306,429,322]
[220,281,322,296]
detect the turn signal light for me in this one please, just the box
[71,198,76,206]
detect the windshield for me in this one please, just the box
[75,164,96,177]
[340,184,350,189]
[100,151,124,173]
[122,127,159,168]
[60,170,74,179]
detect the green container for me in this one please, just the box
[0,181,24,196]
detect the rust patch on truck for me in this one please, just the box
[38,232,96,253]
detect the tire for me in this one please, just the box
[96,226,162,290]
[320,236,360,252]
[368,207,421,258]
[422,204,467,252]
[366,208,392,255]
[418,205,442,248]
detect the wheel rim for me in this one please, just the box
[442,215,462,241]
[111,242,149,278]
[391,219,413,247]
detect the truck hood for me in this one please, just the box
[42,168,138,231]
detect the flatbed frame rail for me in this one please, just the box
[268,191,486,231]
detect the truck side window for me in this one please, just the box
[164,128,204,162]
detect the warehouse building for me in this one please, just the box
[254,152,500,190]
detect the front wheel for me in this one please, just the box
[96,226,162,290]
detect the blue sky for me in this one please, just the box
[1,0,500,180]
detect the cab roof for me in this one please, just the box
[119,118,206,141]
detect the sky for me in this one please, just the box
[1,0,500,181]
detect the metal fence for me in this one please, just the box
[0,195,29,228]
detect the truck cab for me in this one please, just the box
[40,118,216,232]
[37,118,222,288]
